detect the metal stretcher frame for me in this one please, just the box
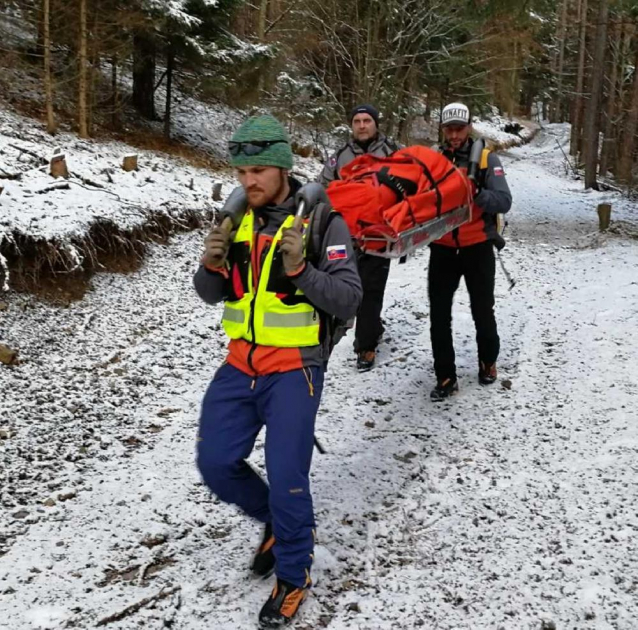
[359,205,471,258]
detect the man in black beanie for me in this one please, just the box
[319,104,402,371]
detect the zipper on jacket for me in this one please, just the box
[247,221,266,373]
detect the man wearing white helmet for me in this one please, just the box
[428,102,512,401]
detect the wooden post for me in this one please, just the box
[0,343,18,366]
[597,203,611,231]
[50,154,69,178]
[122,154,138,172]
[212,182,223,201]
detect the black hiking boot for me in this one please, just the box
[252,523,275,578]
[430,377,459,401]
[356,350,376,371]
[478,362,497,385]
[258,578,308,628]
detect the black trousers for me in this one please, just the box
[354,253,391,352]
[428,242,500,380]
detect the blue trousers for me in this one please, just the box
[196,363,324,587]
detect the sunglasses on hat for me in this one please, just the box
[228,139,287,156]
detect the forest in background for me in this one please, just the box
[0,0,637,189]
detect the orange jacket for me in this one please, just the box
[435,139,512,249]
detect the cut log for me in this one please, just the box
[0,343,18,366]
[50,154,69,179]
[123,154,138,172]
[212,182,223,201]
[597,203,611,231]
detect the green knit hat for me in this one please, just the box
[229,114,293,170]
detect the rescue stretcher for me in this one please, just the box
[357,205,471,258]
[325,140,486,258]
[217,140,484,260]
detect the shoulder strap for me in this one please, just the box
[480,147,491,170]
[331,145,351,180]
[306,202,338,266]
[381,137,400,155]
[478,147,492,189]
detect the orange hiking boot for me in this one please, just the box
[251,523,275,578]
[479,362,497,385]
[356,350,376,371]
[258,578,308,628]
[430,377,459,401]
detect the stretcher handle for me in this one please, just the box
[467,138,486,183]
[292,182,329,230]
[219,216,233,235]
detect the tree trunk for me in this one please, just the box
[133,32,157,120]
[509,39,520,117]
[617,22,635,107]
[599,18,622,176]
[616,45,638,185]
[78,0,89,138]
[257,0,268,39]
[256,0,269,93]
[570,0,588,156]
[88,0,99,135]
[583,0,608,190]
[111,55,120,130]
[164,44,175,140]
[554,0,569,121]
[43,0,56,135]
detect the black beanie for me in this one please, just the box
[349,104,380,127]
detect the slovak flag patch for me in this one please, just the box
[327,245,348,261]
[493,166,505,176]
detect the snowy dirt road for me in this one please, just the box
[1,126,637,630]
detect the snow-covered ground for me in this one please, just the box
[0,108,231,243]
[1,125,638,630]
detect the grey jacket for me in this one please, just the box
[318,134,402,186]
[194,180,363,365]
[439,139,512,248]
[441,140,512,215]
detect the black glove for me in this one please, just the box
[474,189,491,208]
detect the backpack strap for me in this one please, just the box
[480,147,490,170]
[381,137,400,156]
[306,202,338,266]
[478,147,491,189]
[331,145,352,181]
[303,202,352,356]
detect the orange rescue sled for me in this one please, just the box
[326,145,473,257]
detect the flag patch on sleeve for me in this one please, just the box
[493,166,504,176]
[327,245,348,261]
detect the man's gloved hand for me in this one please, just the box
[279,227,305,275]
[474,189,491,208]
[201,226,231,269]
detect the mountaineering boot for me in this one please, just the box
[258,578,308,627]
[478,362,497,385]
[252,523,275,578]
[430,377,459,401]
[356,350,376,371]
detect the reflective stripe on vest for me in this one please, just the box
[221,210,320,348]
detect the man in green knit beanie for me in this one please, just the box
[193,114,362,628]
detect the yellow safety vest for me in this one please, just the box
[221,210,320,348]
